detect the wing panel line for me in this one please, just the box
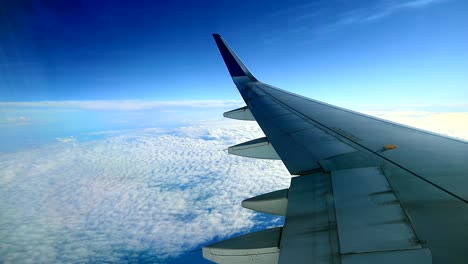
[261,84,468,145]
[256,84,468,204]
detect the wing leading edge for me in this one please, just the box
[203,34,468,264]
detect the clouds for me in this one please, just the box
[1,110,467,263]
[365,110,468,141]
[335,0,447,26]
[0,120,289,263]
[0,100,243,111]
[56,136,76,143]
[274,0,450,36]
[0,116,31,124]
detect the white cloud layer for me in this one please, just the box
[0,110,467,263]
[0,120,289,263]
[365,110,468,141]
[0,100,243,111]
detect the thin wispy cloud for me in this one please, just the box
[56,136,76,143]
[335,0,447,26]
[0,100,243,111]
[0,116,31,124]
[260,0,450,45]
[268,2,322,18]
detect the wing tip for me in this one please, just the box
[212,33,256,80]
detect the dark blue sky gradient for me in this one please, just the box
[1,0,467,105]
[1,1,467,263]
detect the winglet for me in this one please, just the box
[213,34,257,81]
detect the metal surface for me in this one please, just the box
[208,34,468,264]
[341,248,432,264]
[203,227,281,264]
[228,137,280,160]
[242,189,288,216]
[278,173,340,264]
[244,85,357,175]
[260,84,468,202]
[331,167,421,253]
[223,106,256,121]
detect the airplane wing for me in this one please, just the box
[203,34,468,264]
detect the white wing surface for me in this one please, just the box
[202,34,468,264]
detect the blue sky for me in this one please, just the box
[1,0,467,105]
[1,1,468,263]
[1,0,467,154]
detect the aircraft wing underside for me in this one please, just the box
[202,34,468,264]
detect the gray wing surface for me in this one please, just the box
[203,34,468,264]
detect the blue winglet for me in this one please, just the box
[213,34,257,81]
